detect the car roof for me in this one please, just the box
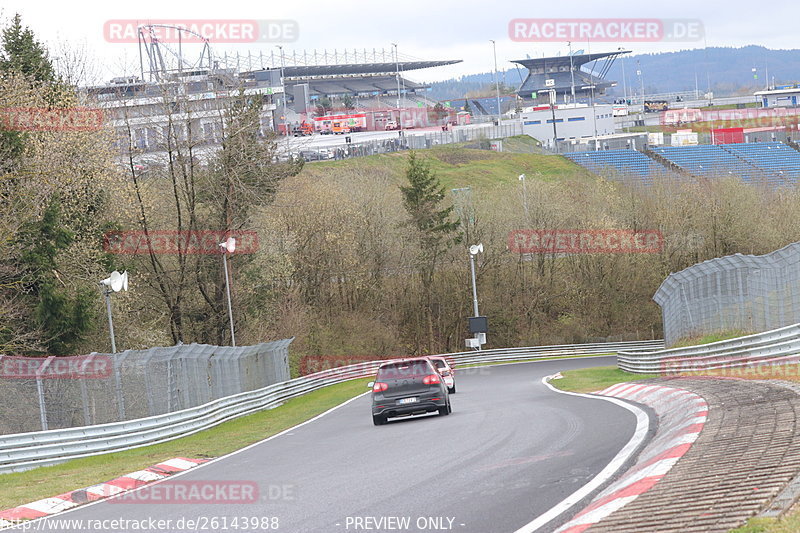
[378,357,431,369]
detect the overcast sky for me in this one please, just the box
[1,0,798,84]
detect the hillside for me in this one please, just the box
[300,139,594,190]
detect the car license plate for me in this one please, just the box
[397,397,418,405]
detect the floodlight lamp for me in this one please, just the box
[219,237,236,254]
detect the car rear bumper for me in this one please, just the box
[372,395,447,418]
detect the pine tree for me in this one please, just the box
[18,196,96,354]
[400,152,461,351]
[0,14,56,82]
[0,14,59,171]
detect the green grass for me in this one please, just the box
[302,143,594,190]
[0,378,370,511]
[699,102,759,111]
[671,330,751,348]
[549,366,657,394]
[496,135,545,154]
[728,516,800,533]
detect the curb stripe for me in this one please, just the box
[552,384,707,532]
[0,457,206,527]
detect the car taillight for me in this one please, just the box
[423,374,441,385]
[373,382,388,392]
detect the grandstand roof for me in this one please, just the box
[512,50,629,100]
[511,50,629,70]
[252,60,461,79]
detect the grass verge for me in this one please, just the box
[730,516,800,533]
[672,330,751,348]
[0,378,370,511]
[549,365,657,394]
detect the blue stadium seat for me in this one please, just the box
[564,149,672,185]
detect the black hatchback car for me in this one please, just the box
[370,358,451,426]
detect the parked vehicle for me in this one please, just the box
[369,358,451,426]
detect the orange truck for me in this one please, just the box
[314,113,367,134]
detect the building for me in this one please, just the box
[755,86,800,108]
[520,103,616,148]
[85,68,284,153]
[512,50,629,105]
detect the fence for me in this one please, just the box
[0,339,660,473]
[618,322,800,374]
[0,340,292,435]
[320,122,524,161]
[654,242,800,346]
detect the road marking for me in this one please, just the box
[513,376,651,533]
[3,392,371,530]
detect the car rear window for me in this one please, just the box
[377,361,431,379]
[431,359,447,369]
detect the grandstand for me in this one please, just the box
[564,142,800,187]
[230,49,462,112]
[512,50,629,105]
[651,145,771,184]
[564,150,670,185]
[720,142,800,182]
[443,95,517,116]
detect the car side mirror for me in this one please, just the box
[367,382,374,388]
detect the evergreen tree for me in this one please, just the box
[0,14,59,171]
[0,14,56,82]
[400,152,461,351]
[18,196,95,355]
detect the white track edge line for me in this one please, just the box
[4,391,371,530]
[6,354,621,530]
[513,376,652,533]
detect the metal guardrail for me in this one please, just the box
[618,323,800,374]
[0,340,661,474]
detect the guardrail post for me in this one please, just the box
[114,356,126,420]
[35,357,55,431]
[35,375,47,431]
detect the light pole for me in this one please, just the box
[549,88,559,153]
[219,237,237,347]
[468,244,483,317]
[637,63,645,124]
[277,45,288,137]
[568,42,576,103]
[468,244,484,350]
[518,174,528,218]
[490,40,502,126]
[392,43,403,134]
[99,271,129,353]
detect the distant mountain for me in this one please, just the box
[424,46,800,101]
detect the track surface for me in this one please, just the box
[21,357,638,533]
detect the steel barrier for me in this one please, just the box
[618,323,800,374]
[0,340,661,474]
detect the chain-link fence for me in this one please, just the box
[0,339,292,435]
[654,243,800,346]
[320,123,524,161]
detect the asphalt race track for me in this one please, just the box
[18,357,640,533]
